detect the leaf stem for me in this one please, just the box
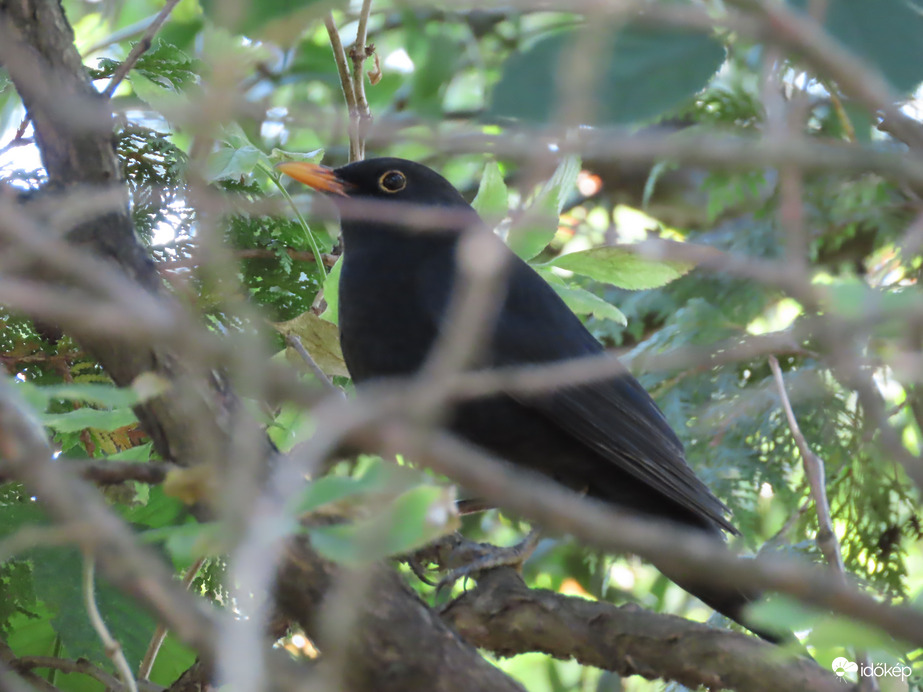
[261,164,328,277]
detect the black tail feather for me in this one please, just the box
[654,558,789,643]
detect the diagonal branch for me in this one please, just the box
[102,0,182,98]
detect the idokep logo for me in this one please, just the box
[832,658,858,677]
[831,657,912,682]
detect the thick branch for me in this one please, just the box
[274,537,526,692]
[442,569,847,692]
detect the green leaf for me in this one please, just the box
[119,485,187,530]
[4,609,58,659]
[507,156,580,260]
[293,476,378,514]
[541,155,581,216]
[271,147,325,166]
[319,255,343,325]
[490,25,725,125]
[39,383,142,409]
[29,547,156,671]
[0,501,49,535]
[536,269,627,325]
[14,380,164,414]
[205,144,266,183]
[789,0,923,93]
[471,161,509,218]
[149,633,198,687]
[309,485,458,565]
[290,460,424,515]
[40,407,137,433]
[552,283,628,325]
[544,246,693,290]
[507,220,558,261]
[164,523,229,565]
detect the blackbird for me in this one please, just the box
[278,156,777,640]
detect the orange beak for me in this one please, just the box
[275,161,349,196]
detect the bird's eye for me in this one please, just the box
[378,170,407,193]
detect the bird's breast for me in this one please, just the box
[337,244,452,383]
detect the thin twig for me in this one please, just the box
[768,356,844,573]
[137,557,205,681]
[0,136,34,157]
[0,523,95,563]
[286,334,343,398]
[102,0,182,98]
[770,357,882,691]
[323,12,361,161]
[12,657,165,692]
[82,553,139,692]
[347,0,374,161]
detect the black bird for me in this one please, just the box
[278,156,776,640]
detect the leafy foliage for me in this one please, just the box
[2,0,923,690]
[490,24,726,125]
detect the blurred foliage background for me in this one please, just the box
[2,0,923,690]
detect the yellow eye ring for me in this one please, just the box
[378,170,407,193]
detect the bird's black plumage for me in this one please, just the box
[279,156,775,639]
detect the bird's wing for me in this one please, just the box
[486,258,737,534]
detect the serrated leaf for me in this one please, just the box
[553,284,628,325]
[536,269,627,325]
[541,155,581,216]
[471,161,509,218]
[507,221,558,261]
[205,144,265,183]
[490,25,725,125]
[507,156,580,260]
[545,246,693,290]
[272,310,348,377]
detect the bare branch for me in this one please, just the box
[102,0,183,98]
[138,558,205,682]
[347,0,374,161]
[0,459,178,486]
[286,334,342,398]
[769,356,845,573]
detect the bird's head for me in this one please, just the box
[276,157,480,237]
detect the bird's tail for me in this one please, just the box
[653,558,787,643]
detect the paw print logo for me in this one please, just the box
[832,657,858,677]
